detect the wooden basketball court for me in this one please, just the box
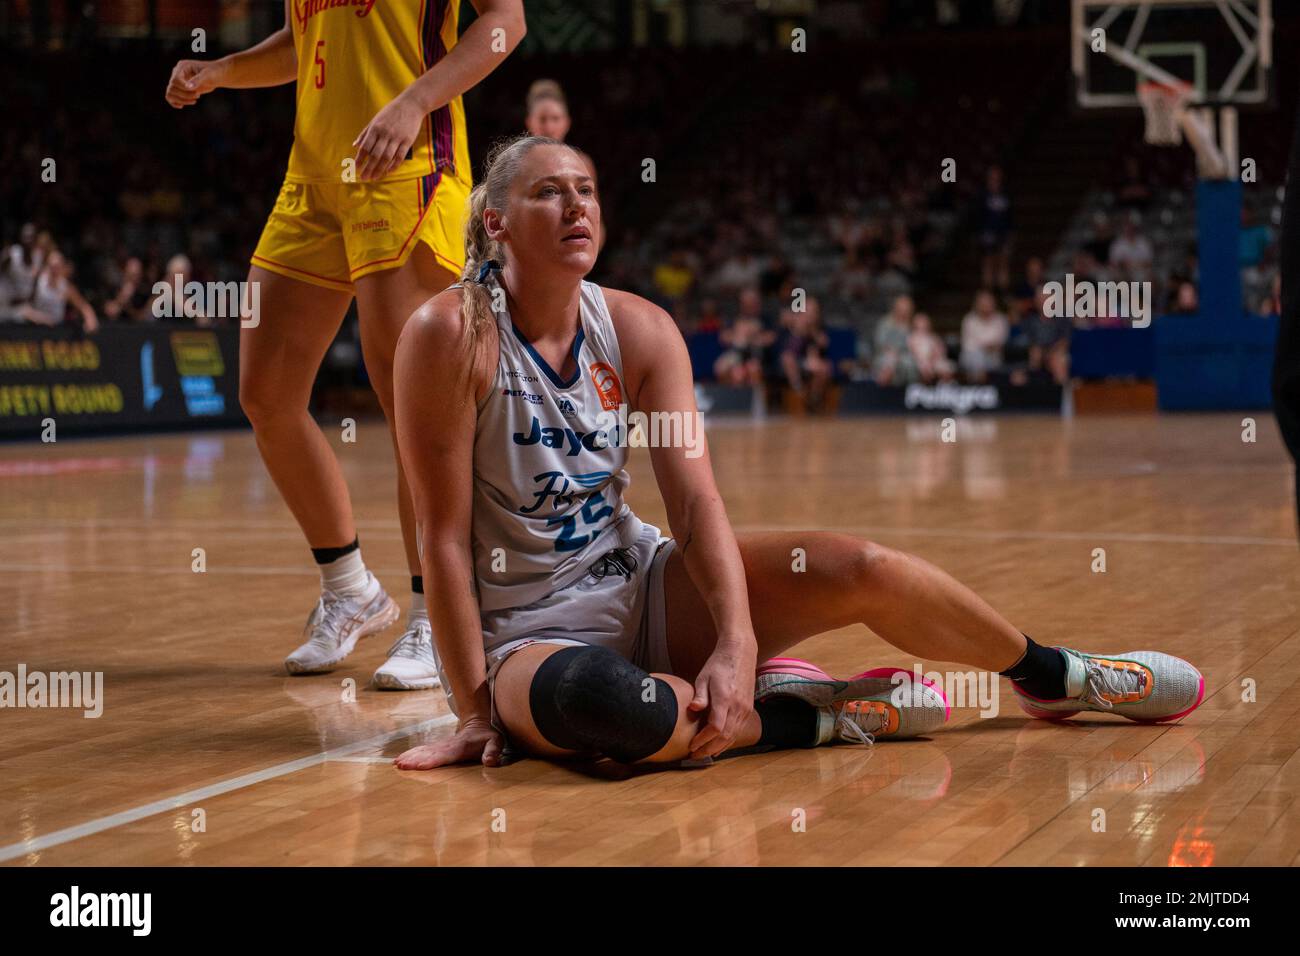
[2,413,1297,866]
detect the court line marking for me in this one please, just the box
[0,525,1293,574]
[0,563,347,577]
[0,713,457,863]
[733,524,1298,548]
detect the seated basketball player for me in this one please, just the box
[391,136,1205,770]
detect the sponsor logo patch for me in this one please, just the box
[502,388,543,406]
[588,362,623,411]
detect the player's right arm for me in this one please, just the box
[392,290,502,770]
[165,0,297,109]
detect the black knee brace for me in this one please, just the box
[528,646,678,763]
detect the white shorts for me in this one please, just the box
[437,522,678,718]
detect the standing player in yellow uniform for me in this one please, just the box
[166,0,526,689]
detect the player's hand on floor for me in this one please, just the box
[353,91,426,181]
[165,59,226,109]
[688,639,757,759]
[394,715,503,770]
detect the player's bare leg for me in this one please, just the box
[240,266,355,548]
[241,266,400,673]
[355,243,459,689]
[664,532,1026,678]
[663,532,1202,724]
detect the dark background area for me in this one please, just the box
[0,0,1294,401]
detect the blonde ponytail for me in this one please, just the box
[458,182,499,355]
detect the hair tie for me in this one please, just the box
[475,259,501,284]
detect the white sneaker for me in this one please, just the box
[372,621,442,691]
[284,574,400,674]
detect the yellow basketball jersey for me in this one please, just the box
[285,0,471,184]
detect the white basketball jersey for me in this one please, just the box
[471,277,644,613]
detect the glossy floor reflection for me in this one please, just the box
[1,413,1297,865]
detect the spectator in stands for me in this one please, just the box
[1003,305,1032,369]
[1242,242,1277,318]
[694,296,723,334]
[1083,213,1115,266]
[1108,214,1154,282]
[827,205,868,259]
[1169,246,1198,289]
[1168,281,1199,316]
[859,220,889,271]
[976,165,1012,293]
[909,312,955,384]
[15,250,98,332]
[732,286,768,330]
[886,224,918,284]
[711,247,763,298]
[1260,273,1281,318]
[0,223,45,321]
[759,253,793,300]
[524,79,571,141]
[1012,256,1045,320]
[1024,290,1072,385]
[832,247,873,304]
[101,256,151,322]
[875,256,914,301]
[1063,250,1108,313]
[715,305,776,387]
[652,248,695,304]
[149,254,207,325]
[872,294,918,386]
[1239,206,1273,268]
[780,299,832,413]
[959,289,1009,382]
[1115,155,1153,211]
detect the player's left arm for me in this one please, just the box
[606,288,758,759]
[354,0,527,181]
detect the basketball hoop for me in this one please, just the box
[1137,81,1195,147]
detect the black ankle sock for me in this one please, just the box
[311,537,359,565]
[411,575,424,595]
[755,696,819,750]
[1000,635,1068,700]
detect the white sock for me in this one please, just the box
[408,594,429,628]
[319,549,371,598]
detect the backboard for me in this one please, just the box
[1072,0,1273,110]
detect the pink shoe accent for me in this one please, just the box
[851,666,950,721]
[756,657,832,682]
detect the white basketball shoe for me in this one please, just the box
[372,619,442,691]
[284,573,400,674]
[1012,648,1204,723]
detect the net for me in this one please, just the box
[1137,81,1195,146]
